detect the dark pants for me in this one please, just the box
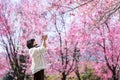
[34,69,44,80]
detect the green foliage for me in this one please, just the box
[45,75,59,80]
[19,55,26,63]
[3,73,14,80]
[68,77,77,80]
[24,74,32,80]
[3,54,31,80]
[3,73,32,80]
[80,68,101,80]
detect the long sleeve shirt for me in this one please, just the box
[29,42,47,74]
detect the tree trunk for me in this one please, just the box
[112,76,118,80]
[112,71,118,80]
[112,75,118,80]
[76,73,81,80]
[75,70,81,80]
[62,76,66,80]
[61,73,67,80]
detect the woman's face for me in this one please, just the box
[33,40,37,46]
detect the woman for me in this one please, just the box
[27,35,47,80]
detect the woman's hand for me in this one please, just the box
[42,35,47,41]
[42,35,47,48]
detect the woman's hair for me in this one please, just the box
[27,39,35,49]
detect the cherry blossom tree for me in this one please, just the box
[65,0,120,80]
[93,22,120,80]
[82,10,120,80]
[1,0,119,80]
[0,1,30,79]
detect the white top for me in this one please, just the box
[29,42,47,74]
